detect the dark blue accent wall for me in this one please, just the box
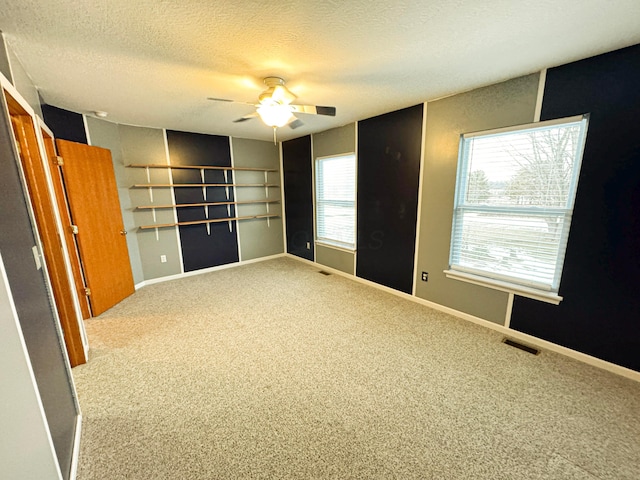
[166,130,239,271]
[356,105,423,293]
[510,45,640,371]
[41,104,87,144]
[282,135,314,261]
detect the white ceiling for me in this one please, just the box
[1,0,639,142]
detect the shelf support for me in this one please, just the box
[200,169,207,201]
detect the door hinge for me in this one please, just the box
[84,287,91,296]
[70,225,79,235]
[54,155,64,166]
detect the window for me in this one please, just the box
[446,115,588,303]
[315,154,356,250]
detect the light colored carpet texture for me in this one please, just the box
[72,257,640,479]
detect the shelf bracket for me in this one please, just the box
[155,227,159,241]
[200,169,207,201]
[148,186,154,203]
[266,202,271,227]
[206,222,211,236]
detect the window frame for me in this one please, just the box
[314,153,357,251]
[445,115,589,304]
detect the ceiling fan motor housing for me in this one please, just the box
[259,77,297,105]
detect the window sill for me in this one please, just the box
[443,270,563,305]
[315,241,356,254]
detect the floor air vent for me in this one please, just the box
[502,338,540,355]
[318,270,332,276]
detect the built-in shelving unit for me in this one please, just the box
[127,164,277,172]
[127,163,280,230]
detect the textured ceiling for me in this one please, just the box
[1,0,639,142]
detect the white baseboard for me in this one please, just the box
[287,254,640,383]
[134,253,286,290]
[69,414,82,479]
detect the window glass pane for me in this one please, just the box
[464,124,582,208]
[452,210,567,289]
[450,117,587,294]
[316,154,356,250]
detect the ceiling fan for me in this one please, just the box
[208,77,336,139]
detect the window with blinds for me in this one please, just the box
[315,154,356,250]
[449,115,588,295]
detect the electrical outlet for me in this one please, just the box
[306,242,311,249]
[160,255,167,263]
[421,271,428,282]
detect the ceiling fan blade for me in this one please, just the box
[233,112,259,123]
[208,97,257,107]
[288,118,304,130]
[290,105,336,116]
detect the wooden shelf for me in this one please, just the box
[126,164,280,231]
[132,183,279,188]
[139,213,280,230]
[127,163,277,172]
[136,200,280,210]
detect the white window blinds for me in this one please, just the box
[449,116,588,293]
[315,154,356,250]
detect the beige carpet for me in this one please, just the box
[72,257,640,479]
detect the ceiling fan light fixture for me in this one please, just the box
[257,104,294,128]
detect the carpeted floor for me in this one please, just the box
[72,257,640,479]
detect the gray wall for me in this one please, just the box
[4,38,42,118]
[316,244,354,274]
[119,124,182,280]
[414,74,540,324]
[0,254,62,479]
[231,137,284,260]
[311,123,356,274]
[0,33,13,83]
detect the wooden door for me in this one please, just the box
[41,130,92,320]
[5,92,87,367]
[56,139,134,316]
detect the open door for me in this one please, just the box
[5,91,87,367]
[56,139,135,316]
[40,127,92,320]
